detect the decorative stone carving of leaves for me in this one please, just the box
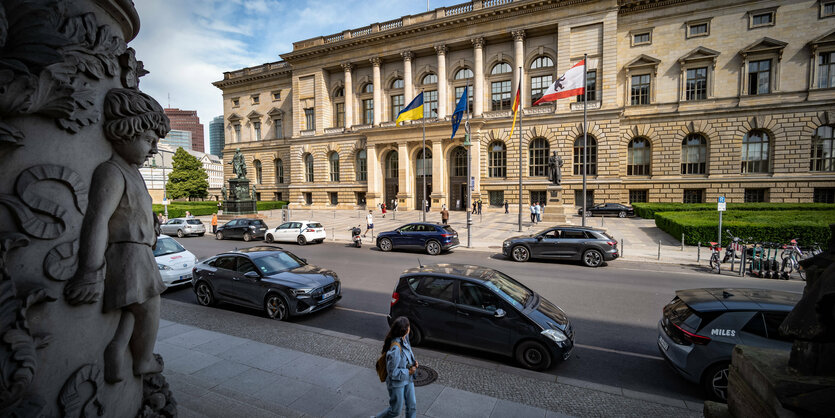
[59,364,105,418]
[59,13,126,81]
[44,240,79,281]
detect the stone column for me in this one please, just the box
[435,45,448,119]
[472,37,485,116]
[366,143,380,207]
[512,29,526,107]
[397,142,413,209]
[471,135,482,199]
[431,140,445,207]
[342,63,354,128]
[371,57,382,125]
[402,51,414,101]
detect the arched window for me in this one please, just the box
[362,83,373,93]
[451,147,467,177]
[422,74,438,85]
[811,125,835,172]
[742,130,770,173]
[356,150,367,181]
[304,153,314,182]
[573,136,598,175]
[254,160,262,184]
[529,138,550,177]
[530,56,554,70]
[385,151,398,178]
[333,87,344,97]
[329,152,340,182]
[274,158,284,184]
[681,134,707,175]
[416,148,432,177]
[627,138,651,176]
[491,62,512,74]
[454,68,473,79]
[391,78,404,89]
[488,141,507,178]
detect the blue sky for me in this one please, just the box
[132,0,460,152]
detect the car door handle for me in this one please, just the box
[456,310,470,317]
[416,300,430,306]
[232,277,240,281]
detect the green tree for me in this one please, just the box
[166,147,209,200]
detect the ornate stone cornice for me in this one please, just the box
[341,63,354,72]
[401,51,414,61]
[434,44,448,55]
[511,29,526,42]
[471,37,485,49]
[370,57,382,66]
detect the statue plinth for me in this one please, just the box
[224,177,257,215]
[540,185,571,223]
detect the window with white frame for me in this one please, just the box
[818,51,835,88]
[422,74,438,118]
[274,158,284,184]
[631,74,651,105]
[391,95,404,119]
[254,160,262,184]
[811,125,835,172]
[491,80,512,110]
[362,99,373,125]
[573,136,597,175]
[389,79,404,121]
[627,138,651,175]
[681,134,707,175]
[488,141,506,178]
[742,130,770,173]
[531,75,552,104]
[529,138,549,177]
[491,62,512,75]
[748,59,772,95]
[356,150,367,181]
[453,86,473,113]
[686,67,708,101]
[329,152,340,182]
[253,121,261,140]
[304,153,314,182]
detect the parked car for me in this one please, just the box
[160,218,206,237]
[215,218,268,241]
[388,264,574,371]
[192,246,341,320]
[577,203,635,218]
[502,226,618,267]
[657,288,801,402]
[376,223,460,255]
[265,220,326,245]
[154,235,198,288]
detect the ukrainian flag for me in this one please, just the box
[395,92,424,126]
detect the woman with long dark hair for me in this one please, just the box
[375,316,418,418]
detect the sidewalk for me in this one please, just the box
[160,299,703,417]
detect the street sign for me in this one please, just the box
[162,199,170,206]
[470,176,475,191]
[717,196,726,212]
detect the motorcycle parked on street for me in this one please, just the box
[350,225,362,248]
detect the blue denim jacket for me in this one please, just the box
[385,336,416,388]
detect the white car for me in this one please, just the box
[265,220,326,245]
[154,235,198,288]
[160,218,206,237]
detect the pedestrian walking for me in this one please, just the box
[477,199,483,215]
[382,203,387,218]
[472,200,477,214]
[211,213,218,234]
[535,202,541,223]
[363,210,374,237]
[504,200,509,214]
[375,317,418,418]
[440,206,449,225]
[529,203,536,223]
[185,210,192,219]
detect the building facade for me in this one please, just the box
[209,115,226,157]
[160,129,193,151]
[213,0,835,210]
[164,108,205,152]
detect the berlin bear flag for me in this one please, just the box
[532,60,586,105]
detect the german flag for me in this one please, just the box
[509,78,522,135]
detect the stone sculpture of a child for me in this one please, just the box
[64,88,170,383]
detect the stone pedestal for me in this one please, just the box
[224,178,257,215]
[540,185,571,224]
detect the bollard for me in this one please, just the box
[739,249,746,277]
[601,216,604,227]
[697,242,701,262]
[621,238,624,257]
[681,233,685,251]
[730,249,735,272]
[657,240,661,260]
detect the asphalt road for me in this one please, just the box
[161,236,805,402]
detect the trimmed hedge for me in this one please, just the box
[654,210,835,247]
[152,201,288,218]
[632,202,835,219]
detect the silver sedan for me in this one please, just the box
[160,218,206,238]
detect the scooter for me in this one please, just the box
[350,226,362,248]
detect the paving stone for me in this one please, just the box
[216,339,276,363]
[217,367,282,395]
[165,350,223,375]
[192,334,249,356]
[287,386,346,416]
[189,359,252,388]
[336,368,390,405]
[164,328,226,349]
[250,374,316,407]
[425,386,498,418]
[157,322,198,341]
[323,394,382,418]
[490,399,548,418]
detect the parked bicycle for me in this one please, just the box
[780,239,806,281]
[709,241,722,274]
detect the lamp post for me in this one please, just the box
[152,153,168,219]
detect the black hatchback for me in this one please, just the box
[192,246,341,320]
[216,218,268,241]
[387,264,574,371]
[578,203,635,218]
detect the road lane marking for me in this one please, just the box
[334,306,389,317]
[575,343,664,361]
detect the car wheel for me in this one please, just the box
[515,340,552,371]
[176,229,184,238]
[702,362,730,402]
[511,245,530,262]
[408,322,423,346]
[618,211,626,218]
[425,240,441,255]
[297,235,307,245]
[215,231,224,240]
[194,282,216,306]
[379,238,393,252]
[264,293,288,320]
[582,249,603,267]
[243,232,252,242]
[265,233,274,243]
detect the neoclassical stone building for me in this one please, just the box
[213,0,835,211]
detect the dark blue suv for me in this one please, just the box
[376,223,460,255]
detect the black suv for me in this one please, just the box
[502,226,618,267]
[388,264,574,371]
[578,203,635,218]
[216,218,268,241]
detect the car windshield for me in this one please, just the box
[186,219,202,225]
[252,252,305,275]
[483,271,533,310]
[153,238,185,257]
[307,223,323,228]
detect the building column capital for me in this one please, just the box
[341,63,354,73]
[370,57,382,67]
[511,29,526,42]
[471,37,485,49]
[434,44,448,56]
[401,51,414,61]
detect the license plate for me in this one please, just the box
[658,335,669,351]
[260,228,266,231]
[322,290,336,300]
[179,274,192,280]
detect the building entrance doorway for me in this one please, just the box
[384,150,399,208]
[415,147,432,210]
[449,146,467,211]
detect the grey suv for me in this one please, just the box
[502,226,619,267]
[657,288,800,401]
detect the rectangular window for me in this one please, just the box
[683,189,705,204]
[274,119,283,139]
[355,192,366,206]
[304,108,315,131]
[751,12,773,26]
[748,59,771,95]
[688,23,709,37]
[578,71,597,102]
[530,75,553,104]
[530,191,547,206]
[823,2,835,17]
[454,86,473,113]
[488,191,504,207]
[633,32,651,45]
[391,95,404,120]
[362,99,374,124]
[574,189,594,207]
[329,192,338,206]
[274,192,282,201]
[491,80,512,110]
[744,188,767,203]
[232,98,240,107]
[272,91,281,101]
[818,52,835,88]
[630,74,650,105]
[253,121,261,140]
[334,103,345,128]
[303,192,312,205]
[425,90,438,118]
[686,67,707,101]
[629,189,648,204]
[251,95,260,105]
[234,124,241,142]
[814,188,835,203]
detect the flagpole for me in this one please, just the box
[465,80,472,248]
[582,53,588,228]
[422,88,427,222]
[517,66,523,233]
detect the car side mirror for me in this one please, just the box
[244,271,260,279]
[535,235,543,241]
[396,230,402,234]
[300,258,307,264]
[494,308,506,318]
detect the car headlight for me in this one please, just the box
[292,288,313,296]
[541,328,567,343]
[194,257,199,265]
[249,225,256,229]
[503,241,510,247]
[157,263,172,271]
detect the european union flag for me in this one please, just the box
[450,86,468,140]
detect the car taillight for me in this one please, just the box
[441,234,452,238]
[391,291,399,306]
[672,322,711,345]
[607,241,617,247]
[305,228,315,232]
